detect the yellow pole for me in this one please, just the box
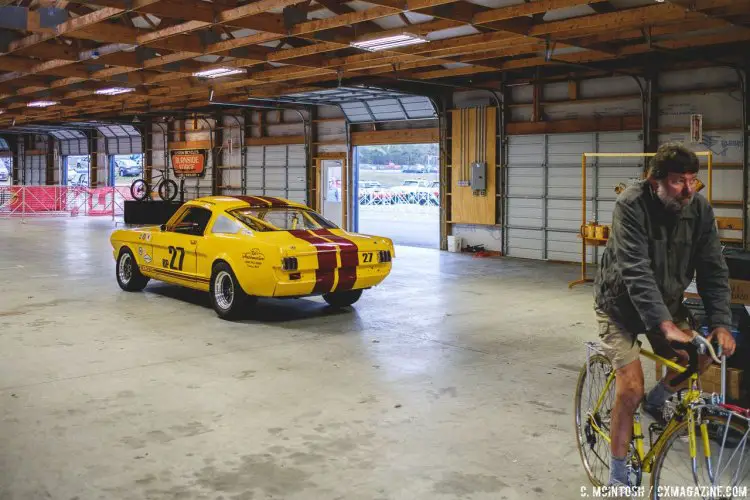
[581,153,587,281]
[707,152,713,204]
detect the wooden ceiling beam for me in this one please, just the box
[6,1,161,53]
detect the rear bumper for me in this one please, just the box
[271,263,391,297]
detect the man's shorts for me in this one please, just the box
[594,307,692,370]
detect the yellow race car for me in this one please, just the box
[110,195,394,319]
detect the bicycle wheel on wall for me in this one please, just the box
[130,179,149,201]
[158,179,178,201]
[650,412,749,499]
[575,352,616,487]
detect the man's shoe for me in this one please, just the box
[641,401,666,425]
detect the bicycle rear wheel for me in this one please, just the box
[575,352,616,487]
[651,412,749,499]
[130,179,149,201]
[158,179,178,201]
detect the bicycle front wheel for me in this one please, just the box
[130,179,149,201]
[575,352,616,487]
[158,179,178,201]
[651,413,749,499]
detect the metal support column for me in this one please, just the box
[213,112,223,196]
[143,118,153,186]
[89,130,98,187]
[46,136,55,185]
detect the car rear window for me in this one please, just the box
[230,207,337,232]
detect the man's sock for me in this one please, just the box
[609,455,628,485]
[645,379,674,408]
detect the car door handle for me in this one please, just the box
[190,240,197,245]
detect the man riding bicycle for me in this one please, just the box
[593,142,737,487]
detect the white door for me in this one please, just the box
[321,159,343,227]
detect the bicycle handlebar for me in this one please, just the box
[667,331,724,388]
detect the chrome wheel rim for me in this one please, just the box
[118,253,133,284]
[214,271,234,310]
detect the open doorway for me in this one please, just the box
[0,157,10,186]
[356,143,439,248]
[111,154,143,187]
[64,155,89,186]
[317,155,347,228]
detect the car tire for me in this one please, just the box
[116,248,149,291]
[322,289,363,308]
[209,262,255,320]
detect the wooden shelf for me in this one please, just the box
[711,200,744,206]
[507,94,640,108]
[711,163,743,169]
[656,125,742,133]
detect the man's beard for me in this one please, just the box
[656,182,691,213]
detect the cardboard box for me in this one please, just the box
[655,361,743,401]
[685,278,750,305]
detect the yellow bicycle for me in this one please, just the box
[575,334,750,499]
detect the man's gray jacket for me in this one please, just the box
[594,180,732,334]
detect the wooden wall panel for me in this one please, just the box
[450,107,496,225]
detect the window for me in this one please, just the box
[169,207,213,236]
[230,207,337,232]
[211,214,242,235]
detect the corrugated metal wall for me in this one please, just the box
[657,67,744,245]
[506,132,642,262]
[454,66,747,261]
[246,145,307,203]
[23,155,45,185]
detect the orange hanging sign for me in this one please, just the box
[170,149,207,177]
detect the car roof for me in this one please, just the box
[188,195,308,212]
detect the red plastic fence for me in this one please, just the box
[0,185,134,218]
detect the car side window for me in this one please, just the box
[170,207,212,236]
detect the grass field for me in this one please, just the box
[358,170,439,189]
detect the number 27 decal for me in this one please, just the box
[168,246,185,270]
[362,252,373,263]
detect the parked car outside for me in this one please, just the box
[116,159,141,177]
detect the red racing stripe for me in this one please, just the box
[288,230,337,294]
[257,196,289,206]
[232,195,272,207]
[313,229,359,291]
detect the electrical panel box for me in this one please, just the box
[471,161,486,190]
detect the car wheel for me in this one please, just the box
[119,169,124,177]
[210,262,255,320]
[322,289,363,308]
[116,248,149,291]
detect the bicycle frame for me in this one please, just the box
[584,341,717,476]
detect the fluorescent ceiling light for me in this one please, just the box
[95,87,135,96]
[192,67,245,78]
[27,100,58,108]
[350,33,428,52]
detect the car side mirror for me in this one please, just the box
[160,224,166,231]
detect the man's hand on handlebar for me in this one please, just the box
[660,320,695,345]
[707,327,736,357]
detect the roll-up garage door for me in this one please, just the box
[506,131,643,262]
[23,155,45,185]
[246,144,307,204]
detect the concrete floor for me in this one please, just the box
[0,217,634,500]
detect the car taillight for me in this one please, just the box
[378,250,392,263]
[282,257,298,270]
